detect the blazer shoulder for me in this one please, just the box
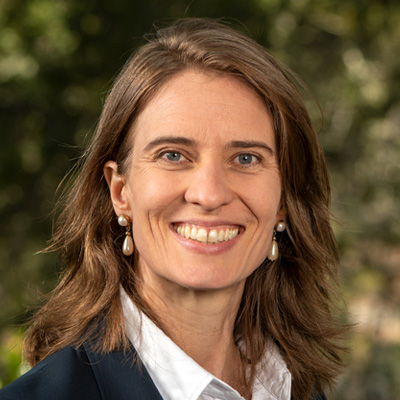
[313,392,328,400]
[0,346,101,400]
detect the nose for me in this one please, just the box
[184,162,234,211]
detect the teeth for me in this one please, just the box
[224,230,230,241]
[185,225,191,239]
[174,224,239,244]
[208,230,218,243]
[197,228,208,243]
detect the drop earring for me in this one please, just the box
[117,214,134,256]
[267,221,286,261]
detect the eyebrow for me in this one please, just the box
[143,136,274,155]
[143,136,196,152]
[226,140,274,155]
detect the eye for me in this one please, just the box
[234,153,261,167]
[165,152,182,162]
[158,150,189,164]
[238,154,253,164]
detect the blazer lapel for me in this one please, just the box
[84,343,164,400]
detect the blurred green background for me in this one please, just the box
[1,0,399,398]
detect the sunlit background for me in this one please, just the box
[1,0,399,398]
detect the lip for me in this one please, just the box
[173,220,243,229]
[170,222,244,255]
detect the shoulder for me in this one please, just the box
[0,343,163,400]
[0,346,101,400]
[312,392,328,400]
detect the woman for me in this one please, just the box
[0,18,346,400]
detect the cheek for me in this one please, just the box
[128,177,175,262]
[241,177,282,218]
[129,171,182,222]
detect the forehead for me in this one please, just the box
[131,69,274,148]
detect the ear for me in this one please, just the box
[104,161,132,216]
[275,199,287,225]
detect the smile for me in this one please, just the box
[173,224,240,244]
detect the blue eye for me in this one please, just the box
[165,152,182,162]
[159,151,190,165]
[237,154,254,165]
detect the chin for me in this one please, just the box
[173,272,245,292]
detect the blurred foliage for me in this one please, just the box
[0,329,29,388]
[1,0,399,398]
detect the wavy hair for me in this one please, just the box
[24,18,346,400]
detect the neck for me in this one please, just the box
[137,272,246,390]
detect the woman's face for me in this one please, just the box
[108,69,285,292]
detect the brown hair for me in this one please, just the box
[24,18,346,399]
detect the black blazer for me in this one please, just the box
[0,342,163,400]
[0,343,327,400]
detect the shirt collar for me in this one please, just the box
[120,288,291,400]
[252,341,292,400]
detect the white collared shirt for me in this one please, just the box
[121,289,291,400]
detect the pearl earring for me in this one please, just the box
[117,214,134,256]
[267,221,286,261]
[275,220,286,233]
